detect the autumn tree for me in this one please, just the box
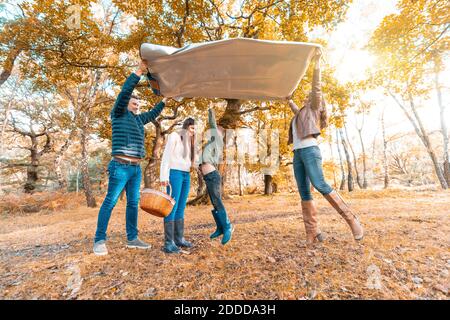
[368,0,449,189]
[116,0,355,195]
[1,85,59,193]
[1,0,358,200]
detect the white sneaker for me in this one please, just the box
[93,240,108,256]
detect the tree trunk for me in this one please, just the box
[409,101,448,189]
[264,174,273,195]
[20,131,51,193]
[24,163,39,193]
[390,91,448,189]
[0,47,22,88]
[371,121,379,162]
[144,128,164,189]
[444,160,450,187]
[357,130,368,188]
[187,169,209,205]
[234,134,244,196]
[195,168,206,197]
[238,164,244,196]
[53,137,73,190]
[434,61,450,185]
[24,137,39,193]
[344,122,362,189]
[80,127,97,207]
[76,169,80,193]
[54,125,79,190]
[328,135,338,188]
[339,128,354,192]
[217,99,243,198]
[381,109,389,189]
[336,130,346,191]
[356,112,368,189]
[187,165,209,206]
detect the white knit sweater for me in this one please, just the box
[160,131,192,181]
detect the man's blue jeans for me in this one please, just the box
[94,159,141,243]
[293,146,333,201]
[165,169,191,222]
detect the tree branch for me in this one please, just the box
[159,101,184,121]
[38,133,52,157]
[237,105,271,115]
[162,120,182,135]
[408,24,450,64]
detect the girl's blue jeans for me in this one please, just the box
[293,146,333,200]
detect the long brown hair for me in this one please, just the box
[178,117,195,163]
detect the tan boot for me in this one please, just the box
[323,190,364,241]
[301,200,324,244]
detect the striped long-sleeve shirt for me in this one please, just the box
[111,73,165,159]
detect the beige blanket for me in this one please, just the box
[140,38,321,100]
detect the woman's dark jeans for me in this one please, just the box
[293,146,333,201]
[203,170,226,213]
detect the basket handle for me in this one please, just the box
[164,183,172,198]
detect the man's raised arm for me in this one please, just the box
[111,60,148,118]
[138,97,168,125]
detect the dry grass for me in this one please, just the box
[0,189,449,300]
[0,192,86,216]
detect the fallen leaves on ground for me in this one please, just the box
[0,189,448,300]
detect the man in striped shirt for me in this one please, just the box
[93,60,168,256]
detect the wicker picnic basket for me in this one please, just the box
[140,184,175,218]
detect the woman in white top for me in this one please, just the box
[160,118,195,253]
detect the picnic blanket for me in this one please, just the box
[140,38,322,100]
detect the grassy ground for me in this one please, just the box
[0,189,449,300]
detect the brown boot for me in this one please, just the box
[301,200,324,244]
[323,190,364,241]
